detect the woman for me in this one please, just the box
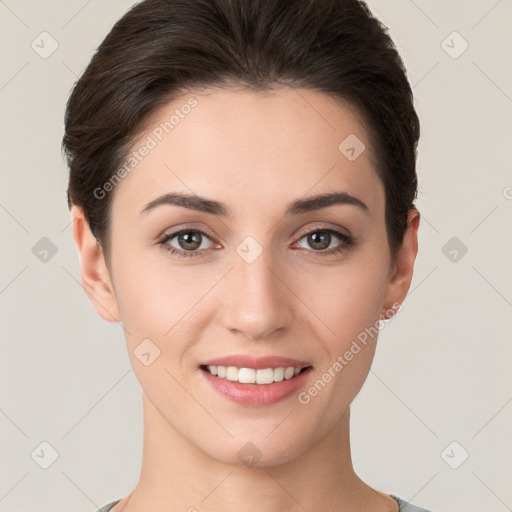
[63,0,429,510]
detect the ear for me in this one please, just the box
[381,208,420,320]
[71,206,121,323]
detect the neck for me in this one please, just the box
[118,394,395,512]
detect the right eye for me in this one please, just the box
[158,228,217,258]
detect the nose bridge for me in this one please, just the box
[219,236,292,340]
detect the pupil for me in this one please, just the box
[180,231,201,250]
[309,231,330,250]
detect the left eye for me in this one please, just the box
[295,229,352,252]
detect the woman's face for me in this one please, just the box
[87,86,415,466]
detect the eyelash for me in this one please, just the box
[157,227,357,259]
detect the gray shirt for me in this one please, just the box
[96,494,433,511]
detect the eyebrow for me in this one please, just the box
[140,191,369,217]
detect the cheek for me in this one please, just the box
[111,258,199,396]
[292,264,387,425]
[295,256,389,348]
[112,246,198,330]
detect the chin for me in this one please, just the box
[191,424,318,469]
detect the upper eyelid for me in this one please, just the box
[158,225,215,240]
[296,225,350,238]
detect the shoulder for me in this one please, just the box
[96,500,121,512]
[97,496,433,511]
[391,494,434,512]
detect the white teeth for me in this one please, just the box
[284,367,295,380]
[226,366,239,381]
[205,365,304,384]
[238,368,256,383]
[256,368,274,384]
[273,367,284,382]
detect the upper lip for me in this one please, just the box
[200,355,311,370]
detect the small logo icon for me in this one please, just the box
[236,236,263,264]
[32,237,58,263]
[31,441,59,469]
[134,338,161,366]
[441,441,469,469]
[441,31,469,59]
[338,134,366,162]
[237,442,262,467]
[442,236,468,263]
[31,31,59,59]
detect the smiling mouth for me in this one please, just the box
[200,364,311,385]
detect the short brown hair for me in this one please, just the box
[62,0,420,264]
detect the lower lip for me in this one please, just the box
[200,367,312,407]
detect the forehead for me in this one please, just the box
[112,86,384,218]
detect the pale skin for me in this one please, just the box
[72,86,420,512]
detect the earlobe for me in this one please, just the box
[381,209,420,319]
[70,206,121,323]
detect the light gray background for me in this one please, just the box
[1,1,511,511]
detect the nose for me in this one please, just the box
[218,245,294,342]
